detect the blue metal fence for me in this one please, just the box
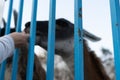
[0,0,120,80]
[74,0,84,80]
[0,0,13,79]
[46,0,56,80]
[11,0,24,80]
[109,0,120,80]
[26,0,38,80]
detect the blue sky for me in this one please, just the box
[1,0,113,57]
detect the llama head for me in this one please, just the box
[24,18,101,54]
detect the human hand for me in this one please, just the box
[9,32,29,48]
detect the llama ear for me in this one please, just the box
[13,10,18,27]
[83,29,101,42]
[56,18,101,42]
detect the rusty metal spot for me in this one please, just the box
[79,8,82,18]
[78,29,82,41]
[78,29,81,37]
[116,23,119,26]
[79,14,82,18]
[79,38,82,41]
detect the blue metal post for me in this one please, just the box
[11,0,24,80]
[46,0,56,80]
[0,0,13,80]
[26,0,38,80]
[74,0,84,80]
[109,0,120,80]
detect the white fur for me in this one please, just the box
[34,45,73,80]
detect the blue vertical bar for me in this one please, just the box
[46,0,56,80]
[74,0,84,80]
[0,0,13,80]
[11,0,24,80]
[109,0,120,80]
[26,0,38,80]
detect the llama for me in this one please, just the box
[24,18,111,80]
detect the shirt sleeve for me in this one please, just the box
[0,35,15,63]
